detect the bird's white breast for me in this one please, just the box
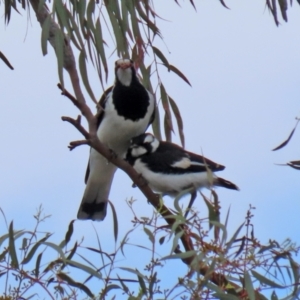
[97,92,155,157]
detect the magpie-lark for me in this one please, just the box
[126,133,239,195]
[77,59,156,221]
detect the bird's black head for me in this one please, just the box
[128,133,159,158]
[114,59,136,87]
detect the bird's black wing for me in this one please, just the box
[143,142,225,174]
[84,86,114,184]
[96,85,114,127]
[185,150,225,172]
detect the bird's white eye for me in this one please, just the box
[131,146,148,157]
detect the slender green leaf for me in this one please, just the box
[65,259,102,279]
[143,227,154,244]
[41,242,66,261]
[22,235,51,264]
[224,205,231,229]
[126,0,143,44]
[21,237,27,250]
[66,9,84,51]
[57,272,94,298]
[4,0,12,24]
[117,274,129,293]
[65,219,75,245]
[54,0,70,34]
[8,221,19,268]
[225,222,244,253]
[271,291,278,300]
[152,105,162,141]
[164,114,172,142]
[251,270,284,288]
[94,18,108,80]
[66,242,78,260]
[289,256,299,295]
[202,194,219,229]
[258,241,278,254]
[121,0,131,40]
[54,31,65,87]
[244,271,255,300]
[137,274,147,296]
[106,284,121,292]
[108,200,118,242]
[0,248,8,262]
[79,50,97,103]
[160,83,173,138]
[170,231,183,254]
[41,14,51,56]
[173,187,194,214]
[210,221,227,246]
[77,0,86,24]
[161,63,191,86]
[161,250,196,261]
[120,228,134,257]
[149,272,156,298]
[168,96,184,147]
[152,46,169,67]
[139,63,152,91]
[0,51,14,70]
[0,230,24,248]
[105,0,127,57]
[119,267,146,279]
[86,0,95,30]
[212,293,239,300]
[278,0,288,22]
[35,252,43,278]
[136,2,161,37]
[159,236,165,245]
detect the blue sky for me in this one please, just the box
[1,0,300,298]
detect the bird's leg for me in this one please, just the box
[184,189,197,219]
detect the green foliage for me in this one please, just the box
[0,201,299,300]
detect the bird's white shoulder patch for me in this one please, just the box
[171,157,191,169]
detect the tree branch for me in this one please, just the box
[29,0,97,135]
[68,140,90,151]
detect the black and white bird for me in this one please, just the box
[77,59,156,221]
[126,133,239,195]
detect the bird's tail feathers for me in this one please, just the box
[77,182,109,221]
[215,176,239,191]
[77,199,108,221]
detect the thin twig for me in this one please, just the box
[61,116,89,139]
[68,140,90,151]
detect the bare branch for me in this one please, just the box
[28,0,94,110]
[68,140,90,151]
[61,116,89,139]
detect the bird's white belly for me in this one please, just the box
[97,112,149,157]
[134,160,212,196]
